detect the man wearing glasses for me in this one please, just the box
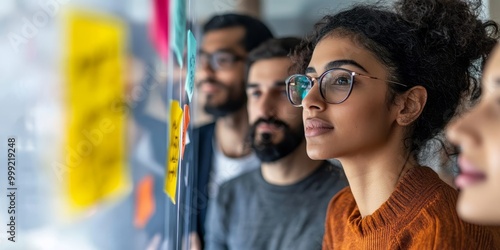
[205,38,347,250]
[189,13,274,249]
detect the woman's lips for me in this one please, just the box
[455,155,486,189]
[304,118,334,137]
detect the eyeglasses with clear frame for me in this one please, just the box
[285,68,409,107]
[198,51,245,71]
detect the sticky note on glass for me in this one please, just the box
[165,100,183,204]
[181,104,190,160]
[134,175,155,229]
[149,0,170,62]
[171,0,186,66]
[185,30,196,102]
[64,10,130,213]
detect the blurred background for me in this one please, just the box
[0,0,497,249]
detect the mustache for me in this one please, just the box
[248,117,290,143]
[196,78,228,90]
[251,117,289,130]
[248,117,288,146]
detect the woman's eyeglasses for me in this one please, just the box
[285,68,408,107]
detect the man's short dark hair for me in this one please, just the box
[246,37,302,76]
[203,13,274,53]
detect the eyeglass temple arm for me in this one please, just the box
[356,73,408,88]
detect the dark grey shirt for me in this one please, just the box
[205,161,347,250]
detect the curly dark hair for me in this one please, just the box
[292,0,499,155]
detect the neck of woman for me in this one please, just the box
[339,145,418,218]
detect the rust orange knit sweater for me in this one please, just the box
[323,166,500,249]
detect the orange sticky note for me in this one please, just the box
[181,104,190,160]
[134,175,155,229]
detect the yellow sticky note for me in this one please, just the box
[64,10,130,213]
[165,100,183,204]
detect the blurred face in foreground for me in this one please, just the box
[447,44,500,224]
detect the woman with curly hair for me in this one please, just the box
[285,0,500,248]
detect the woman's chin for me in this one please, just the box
[306,143,337,160]
[457,188,500,225]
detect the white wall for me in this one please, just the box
[194,0,390,37]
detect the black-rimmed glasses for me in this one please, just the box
[199,51,244,71]
[285,68,408,107]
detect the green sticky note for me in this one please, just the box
[185,30,196,102]
[172,0,186,67]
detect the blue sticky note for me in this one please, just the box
[172,0,186,67]
[185,30,197,102]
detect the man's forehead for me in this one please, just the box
[247,80,288,91]
[202,26,246,52]
[248,58,292,86]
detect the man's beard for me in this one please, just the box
[199,79,247,118]
[249,117,304,163]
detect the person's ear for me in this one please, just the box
[395,86,427,126]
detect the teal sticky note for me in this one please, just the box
[185,30,197,102]
[172,0,186,67]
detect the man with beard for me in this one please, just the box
[204,38,347,250]
[189,14,274,249]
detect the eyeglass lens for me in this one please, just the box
[287,69,354,105]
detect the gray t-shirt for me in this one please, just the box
[209,138,260,198]
[205,161,347,250]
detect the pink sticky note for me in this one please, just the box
[149,0,169,62]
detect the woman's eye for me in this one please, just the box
[334,76,350,85]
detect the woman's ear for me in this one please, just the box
[396,86,427,126]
